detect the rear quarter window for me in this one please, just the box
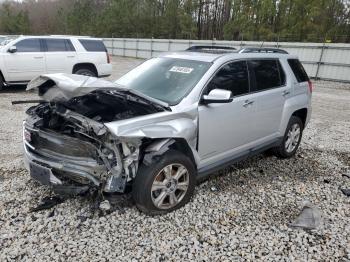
[79,39,106,52]
[288,59,309,82]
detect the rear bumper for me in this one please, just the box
[96,63,112,77]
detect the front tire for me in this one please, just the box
[132,150,196,215]
[273,116,303,158]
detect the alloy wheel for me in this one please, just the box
[151,163,189,210]
[285,123,301,153]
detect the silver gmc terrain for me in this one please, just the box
[23,46,312,215]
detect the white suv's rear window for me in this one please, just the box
[79,39,106,52]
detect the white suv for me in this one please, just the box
[0,36,112,89]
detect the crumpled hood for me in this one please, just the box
[27,73,119,102]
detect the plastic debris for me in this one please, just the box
[340,188,350,196]
[210,186,218,192]
[342,172,350,179]
[30,196,64,212]
[99,200,111,211]
[290,200,322,230]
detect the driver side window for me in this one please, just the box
[207,60,250,97]
[15,38,42,52]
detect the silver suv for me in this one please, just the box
[23,46,312,215]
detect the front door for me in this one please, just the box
[4,38,46,82]
[198,60,256,166]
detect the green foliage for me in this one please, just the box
[0,3,30,34]
[0,0,349,42]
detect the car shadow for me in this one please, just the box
[0,85,27,93]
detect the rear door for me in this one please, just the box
[4,38,45,82]
[44,38,77,74]
[247,59,290,140]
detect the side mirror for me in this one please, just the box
[8,46,17,53]
[201,89,233,105]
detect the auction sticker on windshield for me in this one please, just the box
[169,66,194,74]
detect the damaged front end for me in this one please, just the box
[24,75,168,195]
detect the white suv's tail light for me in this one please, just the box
[106,52,111,64]
[308,80,313,93]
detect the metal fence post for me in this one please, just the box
[168,39,171,51]
[111,34,114,56]
[123,38,126,57]
[150,37,153,58]
[315,41,326,80]
[136,39,139,58]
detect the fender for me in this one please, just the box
[143,138,200,167]
[280,92,310,133]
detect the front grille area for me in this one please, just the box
[28,128,98,159]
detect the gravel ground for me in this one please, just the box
[0,56,349,261]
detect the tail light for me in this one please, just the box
[106,52,111,64]
[308,80,313,93]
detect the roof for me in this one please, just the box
[160,51,296,63]
[14,35,101,41]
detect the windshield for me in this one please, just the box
[115,57,211,105]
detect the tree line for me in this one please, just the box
[0,0,349,43]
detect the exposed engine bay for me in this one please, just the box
[24,87,167,194]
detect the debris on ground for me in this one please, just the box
[99,200,111,211]
[340,188,350,196]
[290,200,322,230]
[210,186,218,192]
[47,209,55,218]
[342,172,350,179]
[29,196,65,212]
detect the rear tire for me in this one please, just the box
[132,150,196,215]
[273,116,303,158]
[74,68,96,77]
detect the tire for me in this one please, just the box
[273,116,304,158]
[0,76,4,91]
[74,68,96,77]
[132,150,196,215]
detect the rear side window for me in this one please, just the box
[248,59,284,92]
[45,39,75,52]
[15,39,41,52]
[288,59,309,82]
[207,61,249,96]
[79,39,106,52]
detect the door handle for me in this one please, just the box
[34,56,43,59]
[67,55,75,58]
[243,100,254,107]
[282,90,290,96]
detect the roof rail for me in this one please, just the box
[186,45,236,53]
[238,47,288,54]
